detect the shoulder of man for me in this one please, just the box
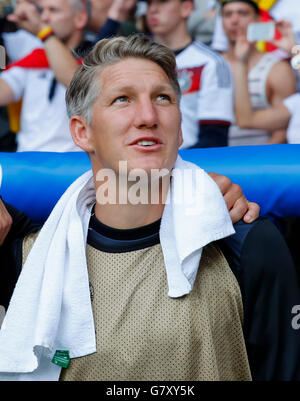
[218,217,300,381]
[266,57,297,94]
[190,40,232,88]
[218,217,294,281]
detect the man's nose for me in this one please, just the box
[41,10,50,24]
[231,13,240,24]
[147,0,159,13]
[134,98,158,129]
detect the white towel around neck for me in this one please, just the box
[0,155,234,380]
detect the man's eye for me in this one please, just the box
[113,96,129,104]
[146,0,170,4]
[157,94,171,102]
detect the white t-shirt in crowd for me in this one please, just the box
[282,93,300,144]
[2,30,43,62]
[176,41,234,148]
[0,66,80,152]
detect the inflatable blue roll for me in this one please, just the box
[0,144,299,223]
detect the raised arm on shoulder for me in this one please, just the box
[7,1,83,88]
[37,35,80,87]
[208,172,260,224]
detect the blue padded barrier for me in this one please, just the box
[0,144,299,223]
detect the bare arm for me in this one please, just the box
[8,2,80,87]
[234,60,291,130]
[266,130,286,144]
[107,0,138,22]
[0,79,16,106]
[41,36,80,87]
[266,60,297,144]
[233,37,291,131]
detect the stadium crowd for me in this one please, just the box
[0,0,299,152]
[0,0,300,382]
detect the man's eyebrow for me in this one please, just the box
[108,86,135,94]
[153,83,175,92]
[108,83,175,94]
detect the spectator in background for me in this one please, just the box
[94,0,140,41]
[220,0,296,146]
[3,0,124,64]
[86,0,139,36]
[85,0,114,33]
[212,0,300,54]
[10,0,234,149]
[187,0,218,46]
[233,21,300,144]
[7,0,140,88]
[0,0,89,152]
[1,0,42,63]
[0,0,38,152]
[146,0,234,148]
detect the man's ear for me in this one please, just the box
[178,127,183,148]
[74,9,89,30]
[181,0,194,19]
[70,115,94,152]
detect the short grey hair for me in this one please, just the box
[69,0,86,14]
[65,34,181,124]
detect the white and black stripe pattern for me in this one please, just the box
[193,41,232,88]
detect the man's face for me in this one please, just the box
[222,2,259,43]
[16,0,40,4]
[40,0,77,42]
[146,0,191,36]
[78,58,182,176]
[88,0,113,31]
